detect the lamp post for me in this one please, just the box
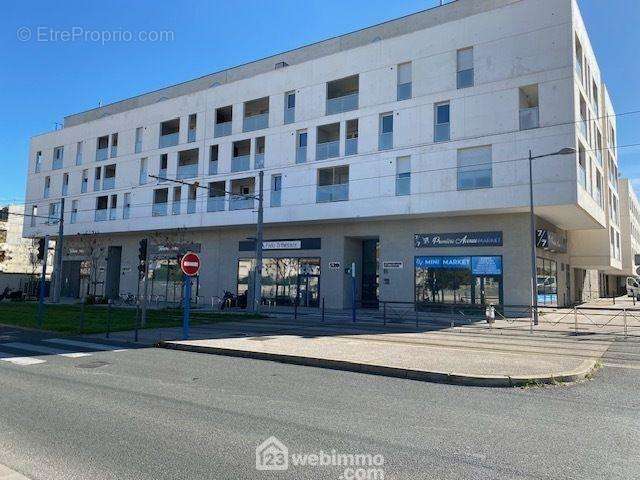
[528,147,576,331]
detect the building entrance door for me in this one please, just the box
[296,273,320,308]
[361,239,379,308]
[472,276,501,306]
[105,246,122,300]
[60,261,81,298]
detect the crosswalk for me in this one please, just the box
[0,338,129,367]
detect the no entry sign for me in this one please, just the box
[180,252,201,276]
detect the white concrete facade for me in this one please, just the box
[22,0,624,307]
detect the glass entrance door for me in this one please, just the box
[473,276,501,305]
[297,274,320,307]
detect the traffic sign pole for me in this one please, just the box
[183,274,191,340]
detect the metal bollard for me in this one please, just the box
[321,297,325,323]
[383,302,387,326]
[415,305,419,328]
[106,300,112,339]
[294,299,298,321]
[574,306,578,335]
[624,308,628,338]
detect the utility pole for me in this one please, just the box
[52,198,65,303]
[253,170,264,313]
[37,236,49,327]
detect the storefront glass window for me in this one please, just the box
[536,257,557,306]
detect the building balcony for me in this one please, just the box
[519,107,539,130]
[296,146,307,164]
[243,113,269,132]
[397,82,412,101]
[172,201,181,215]
[152,202,168,217]
[316,141,339,161]
[187,199,196,214]
[207,196,225,212]
[229,196,254,211]
[177,163,198,180]
[316,183,348,203]
[52,159,63,170]
[214,122,231,138]
[326,93,358,115]
[159,132,179,149]
[110,146,117,158]
[109,208,117,221]
[93,179,101,191]
[102,177,115,190]
[396,175,410,196]
[231,155,250,173]
[254,153,264,169]
[95,209,108,222]
[96,148,108,162]
[378,132,393,150]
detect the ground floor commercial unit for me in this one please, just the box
[56,213,617,310]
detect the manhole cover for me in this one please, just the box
[76,361,110,369]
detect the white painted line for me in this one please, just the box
[603,362,640,370]
[0,352,46,366]
[2,342,92,358]
[44,338,127,352]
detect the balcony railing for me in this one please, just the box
[187,129,196,143]
[95,209,108,222]
[35,160,42,173]
[110,146,117,158]
[187,199,196,214]
[158,169,167,182]
[93,179,101,191]
[231,155,250,173]
[345,138,358,156]
[214,122,232,138]
[316,140,339,161]
[578,166,587,188]
[135,141,142,153]
[102,177,115,190]
[172,201,181,215]
[209,161,218,176]
[397,82,412,101]
[595,149,602,166]
[177,163,198,180]
[62,184,68,196]
[75,153,83,166]
[139,169,148,185]
[123,206,130,219]
[43,187,50,199]
[254,153,264,169]
[159,132,179,148]
[96,148,108,161]
[109,208,117,221]
[575,61,583,82]
[326,93,358,115]
[434,123,450,143]
[296,146,307,164]
[152,202,168,217]
[81,181,88,194]
[378,132,393,150]
[229,196,254,211]
[519,107,539,130]
[284,107,295,125]
[396,175,410,196]
[316,183,349,203]
[243,113,269,132]
[457,69,474,89]
[52,158,63,170]
[270,190,281,207]
[578,118,587,139]
[207,196,225,212]
[70,212,77,224]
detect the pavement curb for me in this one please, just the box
[156,341,599,387]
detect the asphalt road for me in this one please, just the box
[0,325,639,480]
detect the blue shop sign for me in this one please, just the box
[415,256,471,269]
[471,256,502,275]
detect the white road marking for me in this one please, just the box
[44,338,127,352]
[0,352,46,366]
[1,342,92,358]
[603,362,640,370]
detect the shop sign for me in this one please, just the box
[239,238,321,252]
[536,229,567,253]
[149,243,201,258]
[415,256,471,269]
[329,261,341,269]
[414,231,502,248]
[382,261,404,269]
[263,240,302,250]
[415,255,502,275]
[65,247,88,257]
[471,256,502,275]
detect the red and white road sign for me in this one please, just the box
[180,252,201,276]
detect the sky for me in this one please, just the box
[1,0,639,203]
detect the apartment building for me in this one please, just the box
[616,179,640,290]
[23,0,625,309]
[0,205,39,275]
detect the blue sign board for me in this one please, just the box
[416,255,502,275]
[471,256,502,275]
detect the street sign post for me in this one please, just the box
[180,252,200,340]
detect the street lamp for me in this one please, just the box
[528,147,576,330]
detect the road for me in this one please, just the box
[0,325,639,479]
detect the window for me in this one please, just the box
[110,133,118,157]
[536,257,558,306]
[76,141,83,165]
[457,47,474,89]
[579,96,588,139]
[243,97,269,132]
[62,173,69,196]
[172,186,182,215]
[207,181,225,212]
[81,169,88,193]
[188,113,197,142]
[578,143,587,188]
[159,154,168,181]
[284,91,295,124]
[52,146,64,169]
[457,146,492,190]
[397,62,412,100]
[232,140,251,172]
[152,188,169,216]
[215,106,232,137]
[94,167,102,191]
[95,196,108,222]
[139,158,148,185]
[70,200,78,224]
[96,136,109,161]
[48,202,60,225]
[135,127,143,153]
[519,85,539,130]
[271,174,282,207]
[34,151,42,173]
[396,156,411,196]
[43,176,51,198]
[109,195,118,220]
[123,193,131,219]
[30,206,37,227]
[177,148,199,179]
[575,35,583,82]
[188,184,197,213]
[434,102,450,142]
[255,137,265,169]
[595,170,603,207]
[316,123,340,160]
[346,119,358,156]
[103,164,116,190]
[326,75,359,115]
[209,145,219,175]
[379,113,393,150]
[317,166,349,203]
[296,130,307,164]
[159,118,180,148]
[230,178,255,210]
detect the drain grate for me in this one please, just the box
[76,361,110,369]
